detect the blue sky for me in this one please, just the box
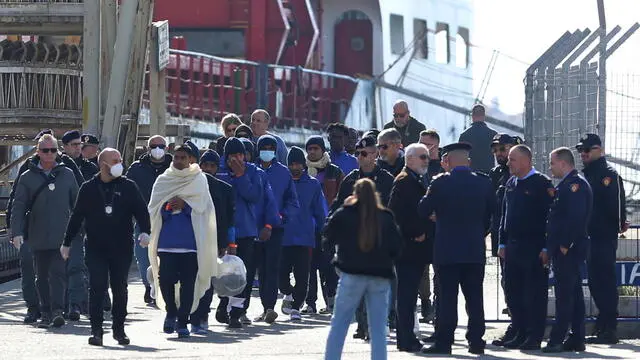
[472,0,640,115]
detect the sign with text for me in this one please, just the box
[153,20,170,71]
[548,261,640,286]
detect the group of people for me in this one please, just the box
[5,100,627,359]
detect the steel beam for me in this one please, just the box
[102,0,139,148]
[149,22,167,137]
[100,0,117,117]
[82,0,100,136]
[597,0,607,145]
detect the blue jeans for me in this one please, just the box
[325,273,390,360]
[132,224,150,287]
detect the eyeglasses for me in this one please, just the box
[150,144,166,149]
[393,113,407,118]
[355,150,372,158]
[39,148,58,154]
[419,154,428,160]
[377,144,389,150]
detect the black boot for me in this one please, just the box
[89,329,104,346]
[215,307,229,324]
[144,286,153,304]
[228,307,243,329]
[24,307,41,324]
[38,313,51,329]
[492,325,517,346]
[113,325,130,345]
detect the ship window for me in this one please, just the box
[351,37,365,51]
[390,14,405,55]
[413,19,428,59]
[456,27,470,68]
[337,10,369,22]
[435,22,450,64]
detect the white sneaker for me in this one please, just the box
[290,309,302,321]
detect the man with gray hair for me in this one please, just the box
[11,134,79,329]
[250,109,288,163]
[126,134,173,305]
[376,128,405,177]
[383,100,426,147]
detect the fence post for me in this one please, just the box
[233,68,242,114]
[256,62,269,110]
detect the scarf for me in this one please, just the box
[147,163,218,313]
[306,152,331,177]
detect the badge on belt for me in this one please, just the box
[105,206,113,215]
[48,183,55,191]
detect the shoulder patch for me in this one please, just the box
[571,183,580,193]
[603,177,611,187]
[547,187,556,197]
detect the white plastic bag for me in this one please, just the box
[212,254,247,297]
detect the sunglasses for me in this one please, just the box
[418,154,428,160]
[393,113,407,118]
[150,144,166,149]
[578,146,599,153]
[39,148,58,154]
[355,150,372,158]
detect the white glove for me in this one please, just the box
[138,233,150,248]
[12,235,23,250]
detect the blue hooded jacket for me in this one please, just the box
[283,172,327,248]
[254,167,280,230]
[215,160,263,239]
[257,135,300,227]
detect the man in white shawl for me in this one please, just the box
[145,144,218,338]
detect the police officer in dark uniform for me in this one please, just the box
[81,134,100,165]
[62,130,99,180]
[543,147,593,353]
[498,145,554,350]
[488,133,521,345]
[418,142,495,355]
[577,134,627,344]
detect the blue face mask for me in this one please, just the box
[259,150,275,162]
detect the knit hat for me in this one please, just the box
[239,137,256,157]
[200,149,220,165]
[224,137,245,157]
[235,124,254,139]
[257,134,277,150]
[61,130,81,145]
[287,146,306,166]
[305,135,326,152]
[184,140,200,159]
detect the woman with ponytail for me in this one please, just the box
[323,178,402,360]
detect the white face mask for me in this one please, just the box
[109,163,124,178]
[150,147,165,160]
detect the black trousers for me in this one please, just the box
[395,260,426,349]
[435,263,485,348]
[33,249,66,315]
[192,286,214,325]
[235,237,256,311]
[588,241,618,332]
[504,247,549,342]
[306,237,338,306]
[278,245,311,310]
[549,254,585,344]
[158,252,198,328]
[250,228,283,311]
[86,246,132,334]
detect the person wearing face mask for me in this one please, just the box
[61,148,151,346]
[388,143,432,352]
[126,135,173,305]
[251,135,300,324]
[279,147,327,321]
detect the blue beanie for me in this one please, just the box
[239,137,256,156]
[257,134,277,150]
[224,137,245,157]
[200,149,220,165]
[61,130,81,145]
[287,146,306,166]
[305,135,326,152]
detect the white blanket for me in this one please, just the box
[148,163,218,313]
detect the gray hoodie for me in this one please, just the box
[10,161,79,251]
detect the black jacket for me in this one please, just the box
[63,175,151,252]
[384,116,426,147]
[329,166,395,215]
[388,168,432,263]
[458,121,498,174]
[323,203,402,279]
[125,153,173,204]
[377,155,405,177]
[7,153,84,228]
[582,157,626,242]
[489,164,510,256]
[205,173,235,250]
[70,154,99,181]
